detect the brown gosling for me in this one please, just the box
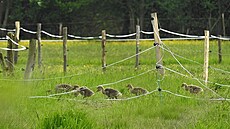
[72,85,80,97]
[127,84,148,96]
[181,83,204,94]
[78,86,95,98]
[55,84,73,93]
[97,86,122,99]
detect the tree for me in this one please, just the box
[0,0,11,27]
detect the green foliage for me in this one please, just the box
[39,110,95,129]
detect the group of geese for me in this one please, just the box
[49,82,203,99]
[51,83,149,99]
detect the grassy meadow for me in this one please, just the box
[0,39,229,129]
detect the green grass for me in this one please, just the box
[0,39,229,129]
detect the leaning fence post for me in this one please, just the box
[63,27,68,75]
[14,21,20,64]
[37,23,42,69]
[6,32,14,76]
[203,30,209,85]
[151,13,164,75]
[135,25,140,68]
[24,39,37,79]
[218,35,222,64]
[0,52,7,76]
[101,30,106,71]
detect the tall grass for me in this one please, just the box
[0,40,229,128]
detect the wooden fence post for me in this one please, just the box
[24,39,36,79]
[37,23,42,69]
[135,25,140,68]
[151,13,164,75]
[218,35,222,63]
[14,21,20,64]
[59,23,63,36]
[222,13,225,37]
[63,27,68,75]
[6,32,14,76]
[203,30,209,85]
[0,52,7,76]
[101,30,106,71]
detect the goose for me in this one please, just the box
[126,84,148,96]
[55,84,73,93]
[97,86,122,99]
[78,86,95,98]
[181,83,203,94]
[72,85,80,97]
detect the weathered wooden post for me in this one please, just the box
[135,25,140,68]
[203,30,209,85]
[151,13,164,75]
[59,23,63,36]
[0,52,7,76]
[63,27,67,75]
[24,39,37,79]
[6,32,14,76]
[101,30,106,71]
[14,21,20,64]
[218,35,222,63]
[222,13,225,37]
[37,23,42,69]
[151,12,164,103]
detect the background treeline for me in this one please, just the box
[0,0,229,39]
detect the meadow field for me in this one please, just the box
[0,39,229,129]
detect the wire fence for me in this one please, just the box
[0,26,230,41]
[0,24,229,102]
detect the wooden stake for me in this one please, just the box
[203,30,209,85]
[14,21,20,64]
[63,27,68,75]
[101,30,106,71]
[59,23,63,36]
[24,39,36,79]
[222,13,225,37]
[37,23,42,69]
[218,35,222,63]
[15,21,20,41]
[135,25,140,68]
[151,13,164,75]
[0,52,7,76]
[6,32,14,76]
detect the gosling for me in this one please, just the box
[127,84,148,96]
[72,85,80,97]
[55,84,73,93]
[181,83,203,94]
[78,86,95,98]
[97,86,122,99]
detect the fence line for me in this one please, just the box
[160,28,204,38]
[29,86,230,102]
[155,37,224,98]
[99,68,156,87]
[0,36,27,51]
[29,89,159,101]
[162,90,230,101]
[106,33,136,38]
[1,26,230,40]
[160,45,230,74]
[0,45,155,82]
[106,46,155,68]
[161,44,228,96]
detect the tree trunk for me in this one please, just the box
[0,0,5,26]
[2,0,11,27]
[129,8,135,33]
